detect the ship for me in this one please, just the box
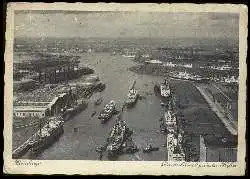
[122,51,136,59]
[106,117,129,159]
[95,82,106,92]
[168,71,209,83]
[29,118,64,156]
[154,79,171,100]
[164,110,177,134]
[125,81,139,108]
[94,97,103,106]
[143,144,159,153]
[98,100,116,123]
[63,100,88,119]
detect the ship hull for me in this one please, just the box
[100,115,112,124]
[29,126,64,157]
[99,110,117,123]
[154,84,171,102]
[126,95,138,108]
[168,75,209,83]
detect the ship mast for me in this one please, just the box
[130,80,136,90]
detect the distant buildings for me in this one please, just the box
[13,79,39,92]
[13,54,94,85]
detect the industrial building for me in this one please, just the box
[199,135,237,162]
[13,53,94,84]
[13,85,76,119]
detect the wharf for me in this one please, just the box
[195,85,237,136]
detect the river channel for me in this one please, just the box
[36,53,167,161]
[34,52,234,161]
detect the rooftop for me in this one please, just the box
[14,106,49,111]
[14,85,71,104]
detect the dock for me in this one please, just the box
[195,84,237,136]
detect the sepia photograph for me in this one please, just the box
[4,3,247,175]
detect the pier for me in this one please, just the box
[195,84,237,136]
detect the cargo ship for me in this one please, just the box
[29,118,64,156]
[125,81,138,108]
[98,100,117,123]
[154,79,171,100]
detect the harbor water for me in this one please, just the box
[29,52,234,161]
[33,53,166,160]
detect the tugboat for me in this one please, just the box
[91,111,97,117]
[143,144,159,153]
[125,81,139,108]
[98,100,116,123]
[29,118,64,156]
[94,97,103,106]
[95,82,106,92]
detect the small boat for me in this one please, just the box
[91,111,97,117]
[94,97,103,106]
[95,145,105,153]
[95,83,106,92]
[142,145,159,153]
[73,127,78,132]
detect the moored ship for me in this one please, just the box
[29,118,64,156]
[164,110,177,134]
[98,100,116,123]
[122,51,136,59]
[168,71,209,83]
[63,100,88,119]
[125,81,139,108]
[154,79,171,100]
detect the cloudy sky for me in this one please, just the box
[14,11,239,39]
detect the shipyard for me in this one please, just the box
[12,12,239,162]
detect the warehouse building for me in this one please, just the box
[199,135,237,162]
[13,85,75,119]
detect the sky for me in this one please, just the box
[14,11,239,39]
